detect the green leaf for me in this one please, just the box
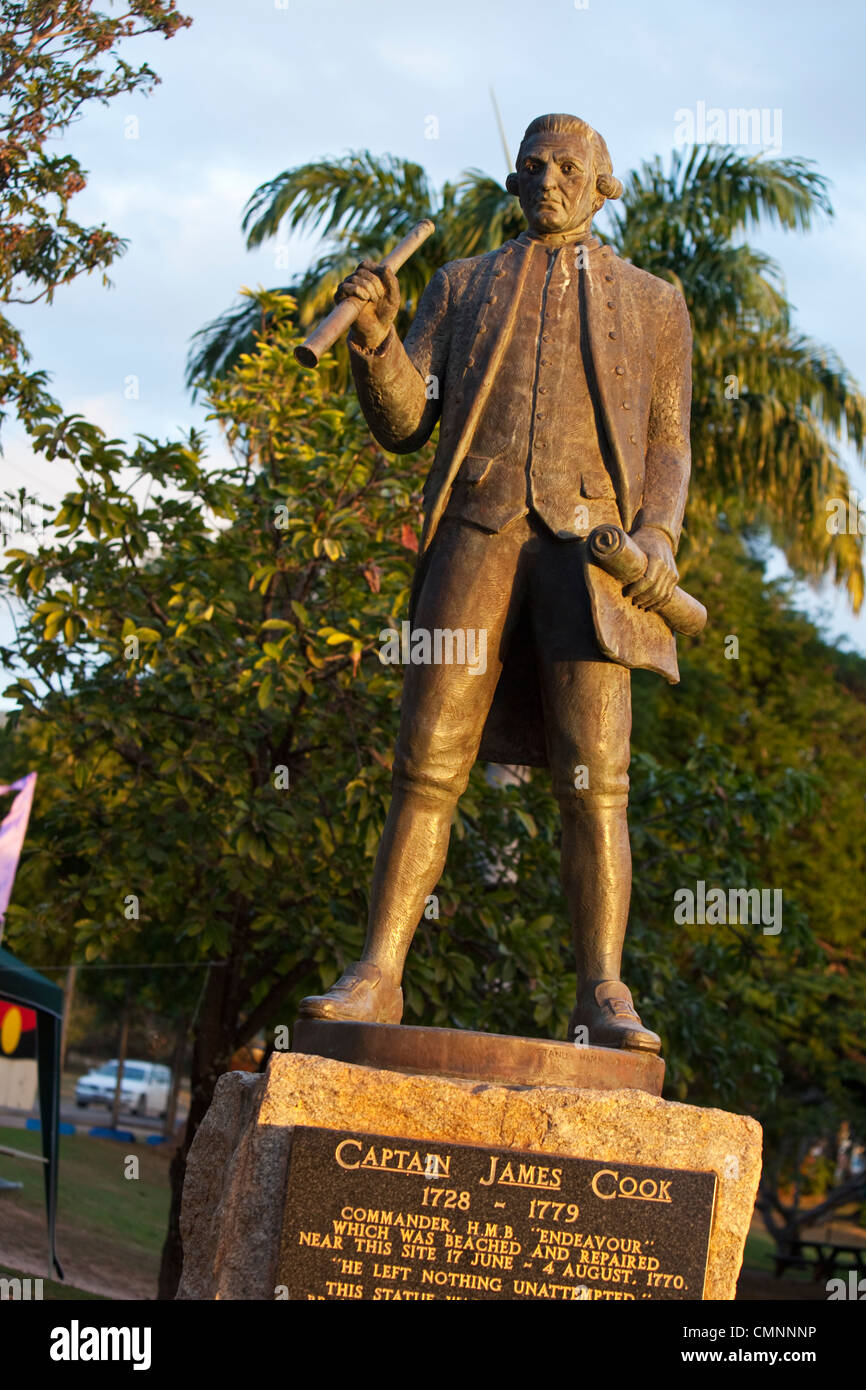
[258,673,274,709]
[314,817,335,856]
[515,810,537,838]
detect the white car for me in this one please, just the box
[74,1060,171,1118]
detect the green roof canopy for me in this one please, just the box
[0,945,63,1017]
[0,945,63,1278]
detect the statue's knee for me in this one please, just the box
[393,751,469,806]
[553,768,630,813]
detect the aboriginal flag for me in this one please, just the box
[0,998,37,1059]
[0,996,39,1110]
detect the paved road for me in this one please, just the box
[61,1100,184,1132]
[0,1099,187,1135]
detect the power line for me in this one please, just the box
[20,960,228,972]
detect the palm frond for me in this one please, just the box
[241,151,435,248]
[610,146,832,250]
[448,170,526,258]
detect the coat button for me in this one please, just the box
[605,274,614,282]
[615,365,625,375]
[628,435,636,444]
[542,333,551,342]
[607,300,615,309]
[609,331,617,340]
[622,401,631,409]
[486,296,496,304]
[541,358,551,366]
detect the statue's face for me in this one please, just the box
[516,132,596,235]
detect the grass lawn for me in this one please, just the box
[0,1123,172,1299]
[0,1262,104,1300]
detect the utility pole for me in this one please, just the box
[109,983,131,1130]
[162,1017,187,1139]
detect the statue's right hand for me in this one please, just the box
[336,260,400,350]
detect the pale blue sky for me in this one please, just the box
[4,0,865,652]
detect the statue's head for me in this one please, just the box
[505,114,622,236]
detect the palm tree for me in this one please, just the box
[188,145,865,607]
[609,147,864,607]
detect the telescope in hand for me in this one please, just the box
[294,219,435,369]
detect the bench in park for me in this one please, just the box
[774,1239,866,1281]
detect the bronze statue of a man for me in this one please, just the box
[299,114,693,1052]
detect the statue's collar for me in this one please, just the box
[516,229,603,251]
[514,232,603,254]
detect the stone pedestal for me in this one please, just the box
[177,1048,761,1301]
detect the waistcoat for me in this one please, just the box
[445,234,618,538]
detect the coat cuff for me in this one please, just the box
[347,326,398,360]
[633,519,678,552]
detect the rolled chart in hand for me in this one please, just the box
[587,526,707,637]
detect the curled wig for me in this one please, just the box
[508,114,622,208]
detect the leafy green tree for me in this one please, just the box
[0,0,191,430]
[1,291,427,1293]
[631,532,866,1246]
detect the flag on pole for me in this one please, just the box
[0,772,37,942]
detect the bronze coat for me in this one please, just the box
[349,235,693,765]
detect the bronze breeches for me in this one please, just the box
[392,513,632,810]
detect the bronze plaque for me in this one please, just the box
[276,1126,717,1301]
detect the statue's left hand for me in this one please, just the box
[625,526,678,611]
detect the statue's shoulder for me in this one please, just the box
[606,250,684,307]
[438,243,513,288]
